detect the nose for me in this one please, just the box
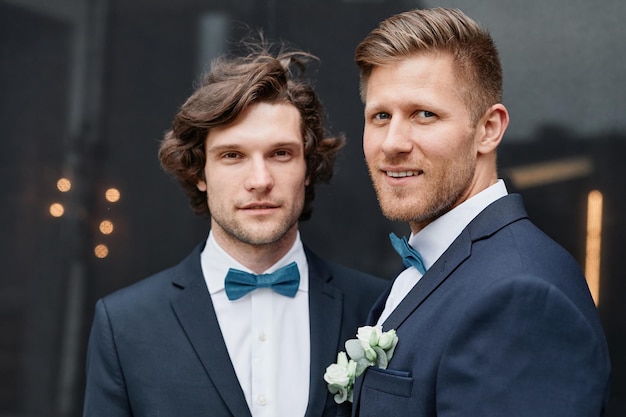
[244,157,274,192]
[380,120,413,157]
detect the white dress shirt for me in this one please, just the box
[377,180,509,326]
[200,231,310,417]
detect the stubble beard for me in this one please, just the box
[210,197,304,248]
[215,216,299,247]
[369,156,476,226]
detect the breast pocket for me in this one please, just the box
[359,367,414,417]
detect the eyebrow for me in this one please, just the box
[206,140,303,153]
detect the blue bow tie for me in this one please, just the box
[224,261,300,301]
[389,232,427,275]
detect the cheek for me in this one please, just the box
[204,175,230,205]
[429,127,474,159]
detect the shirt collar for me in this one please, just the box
[201,230,309,295]
[409,179,508,269]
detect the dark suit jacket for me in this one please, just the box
[353,194,611,417]
[83,242,387,417]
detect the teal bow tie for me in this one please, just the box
[224,261,300,301]
[389,232,427,275]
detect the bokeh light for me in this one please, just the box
[49,203,64,217]
[94,244,109,259]
[585,190,603,306]
[57,178,71,192]
[105,188,121,203]
[99,220,114,235]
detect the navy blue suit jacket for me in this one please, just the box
[83,242,387,416]
[353,194,611,417]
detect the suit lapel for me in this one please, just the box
[304,249,344,417]
[383,230,471,330]
[170,245,252,417]
[383,194,528,331]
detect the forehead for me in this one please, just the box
[364,53,464,104]
[206,101,303,148]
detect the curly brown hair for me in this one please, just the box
[159,40,345,220]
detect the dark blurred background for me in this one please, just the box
[1,0,624,415]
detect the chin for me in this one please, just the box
[379,204,414,223]
[244,223,297,246]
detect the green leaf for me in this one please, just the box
[345,339,365,361]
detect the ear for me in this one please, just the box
[196,179,207,192]
[476,103,509,154]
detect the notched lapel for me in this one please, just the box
[382,194,529,331]
[383,230,472,330]
[170,254,252,417]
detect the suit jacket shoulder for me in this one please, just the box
[354,194,611,417]
[84,242,253,417]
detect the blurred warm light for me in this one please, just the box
[49,203,65,217]
[94,244,109,259]
[105,188,121,203]
[57,178,72,192]
[99,220,114,235]
[585,190,603,307]
[506,157,593,189]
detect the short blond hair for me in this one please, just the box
[355,7,502,123]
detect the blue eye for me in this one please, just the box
[374,112,391,120]
[417,110,435,118]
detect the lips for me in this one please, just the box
[241,202,279,210]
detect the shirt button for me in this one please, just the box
[258,395,267,406]
[259,331,267,342]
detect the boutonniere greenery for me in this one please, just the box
[323,325,398,404]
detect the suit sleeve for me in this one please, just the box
[437,275,610,417]
[83,299,133,416]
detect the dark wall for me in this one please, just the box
[1,4,73,412]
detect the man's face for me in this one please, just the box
[363,52,485,232]
[197,102,308,250]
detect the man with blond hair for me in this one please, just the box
[351,8,611,416]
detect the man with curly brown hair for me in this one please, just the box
[82,39,386,417]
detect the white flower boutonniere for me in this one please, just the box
[323,325,398,404]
